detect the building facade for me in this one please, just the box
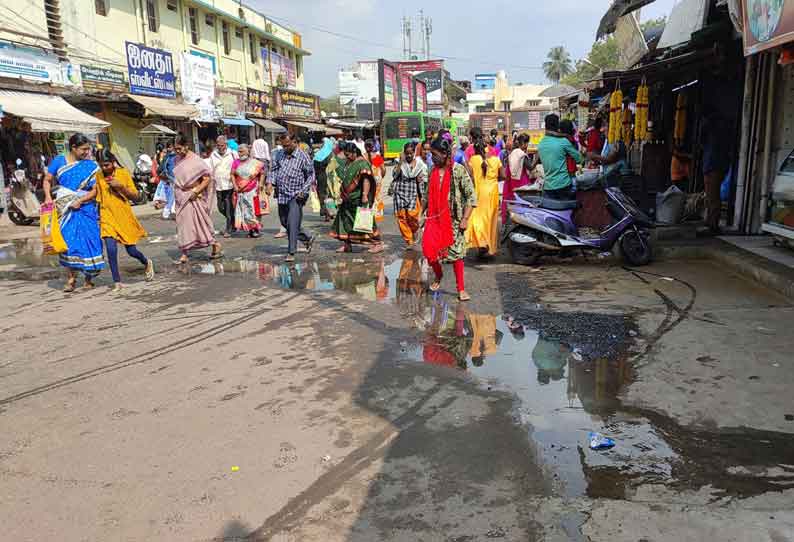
[0,0,312,170]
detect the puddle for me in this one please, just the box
[4,241,793,500]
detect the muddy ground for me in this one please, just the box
[1,206,793,541]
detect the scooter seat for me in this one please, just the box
[525,196,579,211]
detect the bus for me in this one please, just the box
[382,112,443,160]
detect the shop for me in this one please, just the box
[245,87,286,147]
[214,88,251,145]
[0,90,109,183]
[271,88,340,143]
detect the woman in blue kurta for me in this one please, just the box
[43,133,105,292]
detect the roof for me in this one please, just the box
[0,90,110,133]
[326,119,378,130]
[249,118,286,132]
[539,84,578,98]
[221,117,254,127]
[127,95,199,119]
[597,0,658,40]
[139,123,177,136]
[285,120,344,135]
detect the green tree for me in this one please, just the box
[543,46,573,84]
[560,37,621,88]
[320,95,343,116]
[640,16,666,34]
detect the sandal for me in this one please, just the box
[83,280,95,290]
[209,251,224,260]
[63,278,77,293]
[458,291,472,302]
[368,244,385,254]
[429,281,442,292]
[178,255,189,264]
[336,245,352,253]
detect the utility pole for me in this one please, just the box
[401,16,413,60]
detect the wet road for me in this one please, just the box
[1,208,794,540]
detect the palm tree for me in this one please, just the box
[543,46,573,84]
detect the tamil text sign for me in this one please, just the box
[246,87,272,117]
[0,42,62,84]
[743,0,794,55]
[273,88,320,120]
[80,65,126,92]
[180,52,216,121]
[125,41,176,98]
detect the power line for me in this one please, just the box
[265,12,545,72]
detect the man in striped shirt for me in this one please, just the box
[268,133,316,262]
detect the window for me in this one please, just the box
[249,33,257,64]
[384,115,421,140]
[205,14,215,27]
[222,21,231,55]
[188,7,199,45]
[166,0,178,11]
[95,0,107,16]
[235,26,243,39]
[145,0,159,32]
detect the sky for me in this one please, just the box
[248,0,678,97]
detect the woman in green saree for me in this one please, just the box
[330,142,384,253]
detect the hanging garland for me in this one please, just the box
[635,78,649,141]
[608,80,623,144]
[621,106,633,145]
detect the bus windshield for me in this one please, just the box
[384,115,421,140]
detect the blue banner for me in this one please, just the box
[125,41,176,99]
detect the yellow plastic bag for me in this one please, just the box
[40,203,67,255]
[308,188,321,214]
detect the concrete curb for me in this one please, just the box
[655,238,794,300]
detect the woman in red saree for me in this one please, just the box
[422,136,476,301]
[231,144,264,238]
[172,134,223,263]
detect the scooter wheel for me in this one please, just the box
[621,230,653,266]
[508,239,541,266]
[8,209,35,226]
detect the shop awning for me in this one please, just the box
[597,0,657,40]
[0,90,110,133]
[139,123,177,136]
[221,117,254,127]
[127,94,199,119]
[326,119,379,130]
[285,120,344,135]
[249,118,287,133]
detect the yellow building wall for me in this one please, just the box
[104,109,146,171]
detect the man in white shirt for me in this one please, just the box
[208,135,236,237]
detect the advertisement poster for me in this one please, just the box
[379,60,400,113]
[216,88,246,118]
[273,88,320,120]
[180,52,216,121]
[397,60,444,104]
[0,42,63,84]
[80,65,127,93]
[400,74,414,112]
[246,87,272,117]
[527,111,542,131]
[414,79,427,112]
[125,41,176,98]
[263,50,296,88]
[742,0,794,55]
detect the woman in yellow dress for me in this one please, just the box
[95,149,154,291]
[466,140,503,257]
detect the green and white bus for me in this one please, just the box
[382,112,443,160]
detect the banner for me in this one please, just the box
[262,49,297,88]
[273,88,320,120]
[246,87,272,117]
[414,79,427,113]
[216,88,246,118]
[743,0,794,55]
[397,60,444,104]
[0,42,63,84]
[180,53,216,121]
[125,41,176,98]
[379,60,400,113]
[400,74,414,112]
[80,65,127,93]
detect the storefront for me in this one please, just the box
[271,88,330,142]
[0,90,109,183]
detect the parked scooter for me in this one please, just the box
[132,153,156,205]
[7,161,44,226]
[502,179,654,266]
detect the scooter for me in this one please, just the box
[6,169,44,226]
[502,180,654,266]
[132,154,157,205]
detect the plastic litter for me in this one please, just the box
[322,455,331,462]
[231,466,240,472]
[588,432,615,450]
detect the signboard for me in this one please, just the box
[527,111,542,131]
[397,60,444,104]
[400,74,414,112]
[474,73,497,91]
[743,0,794,55]
[125,41,176,98]
[415,78,427,112]
[379,60,400,114]
[190,49,216,74]
[273,88,320,120]
[216,88,246,118]
[262,50,296,88]
[246,87,272,117]
[80,65,126,93]
[0,42,63,84]
[180,52,216,121]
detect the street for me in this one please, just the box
[2,207,793,541]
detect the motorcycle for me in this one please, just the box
[7,168,44,226]
[132,154,157,205]
[502,178,654,267]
